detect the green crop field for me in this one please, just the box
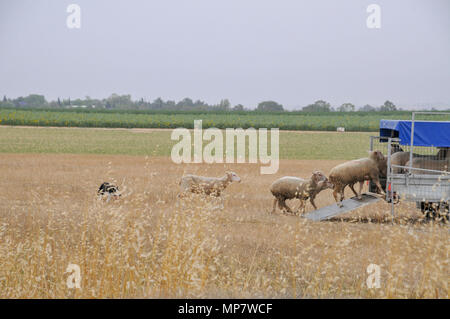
[0,126,374,160]
[3,108,449,131]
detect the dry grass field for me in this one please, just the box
[0,153,448,298]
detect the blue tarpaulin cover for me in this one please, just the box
[379,120,450,147]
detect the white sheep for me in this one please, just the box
[405,158,450,175]
[270,171,333,215]
[179,171,241,197]
[391,149,449,174]
[329,150,386,207]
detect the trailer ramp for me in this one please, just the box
[304,193,382,221]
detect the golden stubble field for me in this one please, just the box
[0,153,448,298]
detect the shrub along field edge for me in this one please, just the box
[3,108,448,132]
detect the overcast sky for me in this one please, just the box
[0,0,449,109]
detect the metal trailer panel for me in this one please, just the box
[303,193,381,221]
[390,174,450,203]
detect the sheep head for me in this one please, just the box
[311,170,333,188]
[368,150,385,163]
[226,171,241,183]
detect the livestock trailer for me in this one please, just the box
[305,112,449,222]
[370,112,450,220]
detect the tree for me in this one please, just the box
[83,95,95,107]
[105,93,133,109]
[10,94,47,108]
[218,99,231,111]
[257,100,284,112]
[0,95,13,108]
[359,104,377,112]
[166,100,176,109]
[193,99,205,107]
[23,94,47,108]
[153,97,165,109]
[233,104,244,111]
[177,97,194,108]
[302,100,331,112]
[337,103,355,112]
[135,98,147,110]
[379,100,396,111]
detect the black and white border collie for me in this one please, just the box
[97,182,121,202]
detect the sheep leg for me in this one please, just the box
[350,182,363,200]
[271,198,278,214]
[309,197,317,210]
[300,200,307,215]
[277,199,283,210]
[219,196,224,210]
[340,188,345,205]
[349,183,359,198]
[332,188,339,206]
[279,199,293,215]
[371,175,386,196]
[340,185,346,201]
[283,203,294,215]
[296,200,305,215]
[276,198,284,213]
[357,181,364,198]
[333,186,344,208]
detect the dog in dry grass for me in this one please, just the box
[97,182,121,202]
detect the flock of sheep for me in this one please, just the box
[178,150,389,214]
[98,147,448,215]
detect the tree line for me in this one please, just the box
[0,94,426,112]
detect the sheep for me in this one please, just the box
[329,150,386,207]
[390,151,436,173]
[391,150,449,174]
[270,171,333,215]
[405,158,450,175]
[390,151,411,174]
[390,144,404,154]
[436,148,449,159]
[179,171,241,197]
